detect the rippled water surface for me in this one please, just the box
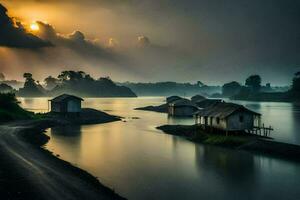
[19,97,300,200]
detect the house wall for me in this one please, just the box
[226,111,254,131]
[211,117,227,130]
[51,102,61,112]
[67,99,81,113]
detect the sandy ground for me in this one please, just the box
[0,121,125,200]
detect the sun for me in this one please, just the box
[30,23,39,31]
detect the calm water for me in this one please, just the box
[19,97,300,200]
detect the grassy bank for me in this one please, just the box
[157,125,300,162]
[0,93,125,199]
[0,93,34,123]
[0,121,125,200]
[157,125,256,148]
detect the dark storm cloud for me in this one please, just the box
[0,3,51,48]
[36,21,121,62]
[2,0,300,84]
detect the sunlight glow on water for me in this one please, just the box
[19,97,300,200]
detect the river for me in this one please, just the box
[19,97,300,200]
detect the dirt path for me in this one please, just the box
[0,123,124,200]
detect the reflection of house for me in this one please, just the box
[195,102,261,131]
[49,94,83,114]
[168,99,199,116]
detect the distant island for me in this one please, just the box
[0,71,137,98]
[220,73,299,102]
[119,81,221,97]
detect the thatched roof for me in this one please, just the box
[195,102,260,118]
[169,98,197,107]
[191,95,206,102]
[166,96,183,103]
[195,99,223,108]
[50,94,84,103]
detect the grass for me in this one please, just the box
[158,125,255,148]
[196,134,250,147]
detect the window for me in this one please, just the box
[216,117,220,124]
[239,115,244,123]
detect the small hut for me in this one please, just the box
[49,94,83,114]
[191,95,206,103]
[166,96,183,104]
[195,99,223,109]
[168,99,199,116]
[194,102,261,132]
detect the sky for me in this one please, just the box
[0,0,299,85]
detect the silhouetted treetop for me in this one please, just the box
[0,73,5,81]
[245,75,261,92]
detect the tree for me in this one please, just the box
[197,81,205,87]
[23,73,34,82]
[0,73,5,81]
[58,70,89,82]
[44,76,59,90]
[222,81,242,97]
[292,71,300,92]
[245,75,261,92]
[0,83,13,93]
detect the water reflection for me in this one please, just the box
[47,126,82,164]
[167,115,195,125]
[35,98,300,199]
[291,103,300,144]
[195,145,255,183]
[51,125,82,137]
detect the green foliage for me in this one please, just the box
[52,71,136,97]
[245,75,261,92]
[0,83,13,93]
[292,71,300,93]
[201,135,249,147]
[0,93,33,122]
[23,73,34,81]
[222,81,241,97]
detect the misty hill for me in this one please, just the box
[0,73,24,89]
[18,73,47,97]
[119,81,221,97]
[17,71,137,98]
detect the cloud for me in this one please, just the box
[35,21,121,62]
[0,3,51,48]
[137,36,150,47]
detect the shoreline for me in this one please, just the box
[0,117,125,199]
[157,125,300,163]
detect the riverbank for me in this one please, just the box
[0,115,124,199]
[157,125,300,163]
[135,103,168,113]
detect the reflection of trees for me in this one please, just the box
[292,103,300,143]
[195,145,256,184]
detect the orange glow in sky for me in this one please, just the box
[30,23,39,31]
